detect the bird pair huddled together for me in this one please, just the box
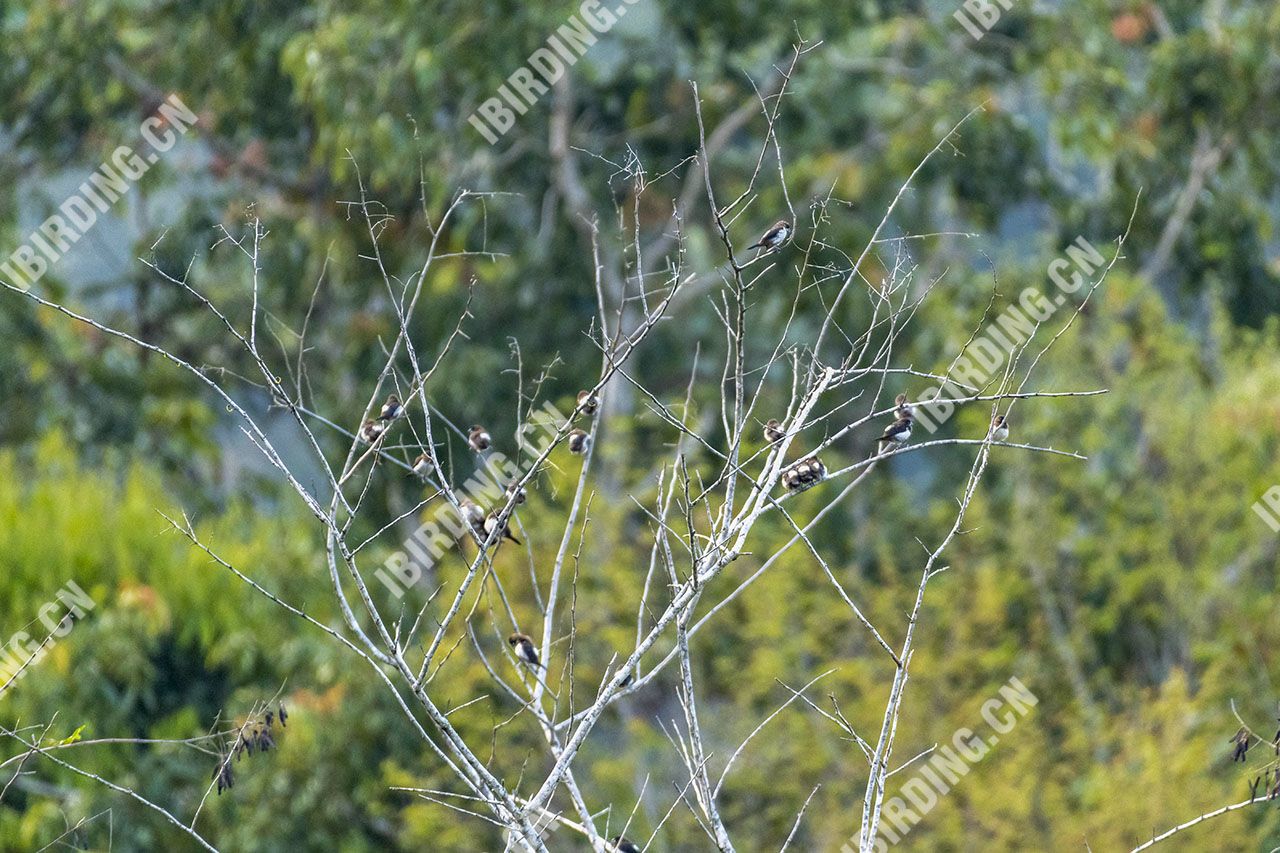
[762,419,827,493]
[358,393,408,444]
[460,483,526,548]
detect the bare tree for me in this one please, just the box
[0,40,1125,852]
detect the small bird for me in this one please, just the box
[989,415,1009,443]
[1231,727,1250,762]
[609,838,641,853]
[747,219,791,252]
[508,632,540,667]
[359,419,387,444]
[378,394,404,421]
[893,393,913,419]
[876,410,914,452]
[781,456,826,492]
[484,511,521,545]
[505,480,527,505]
[459,499,486,538]
[468,425,492,452]
[568,429,591,454]
[410,453,433,478]
[577,390,599,415]
[763,419,785,444]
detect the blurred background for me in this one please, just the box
[3,0,1280,849]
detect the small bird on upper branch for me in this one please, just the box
[468,425,492,452]
[508,632,540,667]
[378,394,404,421]
[747,219,790,253]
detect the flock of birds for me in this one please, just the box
[341,221,1017,852]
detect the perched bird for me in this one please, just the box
[508,632,540,667]
[468,425,492,452]
[459,499,486,538]
[609,838,641,853]
[359,419,387,444]
[410,453,433,479]
[568,429,591,454]
[876,410,914,452]
[1231,727,1250,762]
[893,393,913,419]
[989,415,1009,443]
[378,394,405,421]
[781,456,826,492]
[505,480,527,505]
[484,511,521,545]
[763,419,785,444]
[747,219,791,252]
[577,390,599,415]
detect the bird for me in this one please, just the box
[1231,727,1250,762]
[989,414,1009,443]
[763,419,785,444]
[358,419,386,444]
[781,456,826,492]
[609,838,641,853]
[378,394,404,421]
[484,511,521,545]
[459,499,486,538]
[568,429,591,454]
[747,219,791,252]
[468,425,492,452]
[876,410,914,452]
[505,480,527,505]
[410,453,432,479]
[508,632,540,667]
[577,390,599,416]
[893,393,912,419]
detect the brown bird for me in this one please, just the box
[378,394,404,421]
[568,429,591,454]
[989,415,1009,443]
[609,838,641,853]
[747,219,791,252]
[505,480,527,505]
[893,393,912,419]
[1231,727,1250,762]
[876,410,914,452]
[359,419,387,444]
[468,425,492,452]
[577,390,599,415]
[781,456,826,492]
[763,419,785,444]
[508,632,540,667]
[484,511,521,545]
[459,499,486,538]
[410,453,432,479]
